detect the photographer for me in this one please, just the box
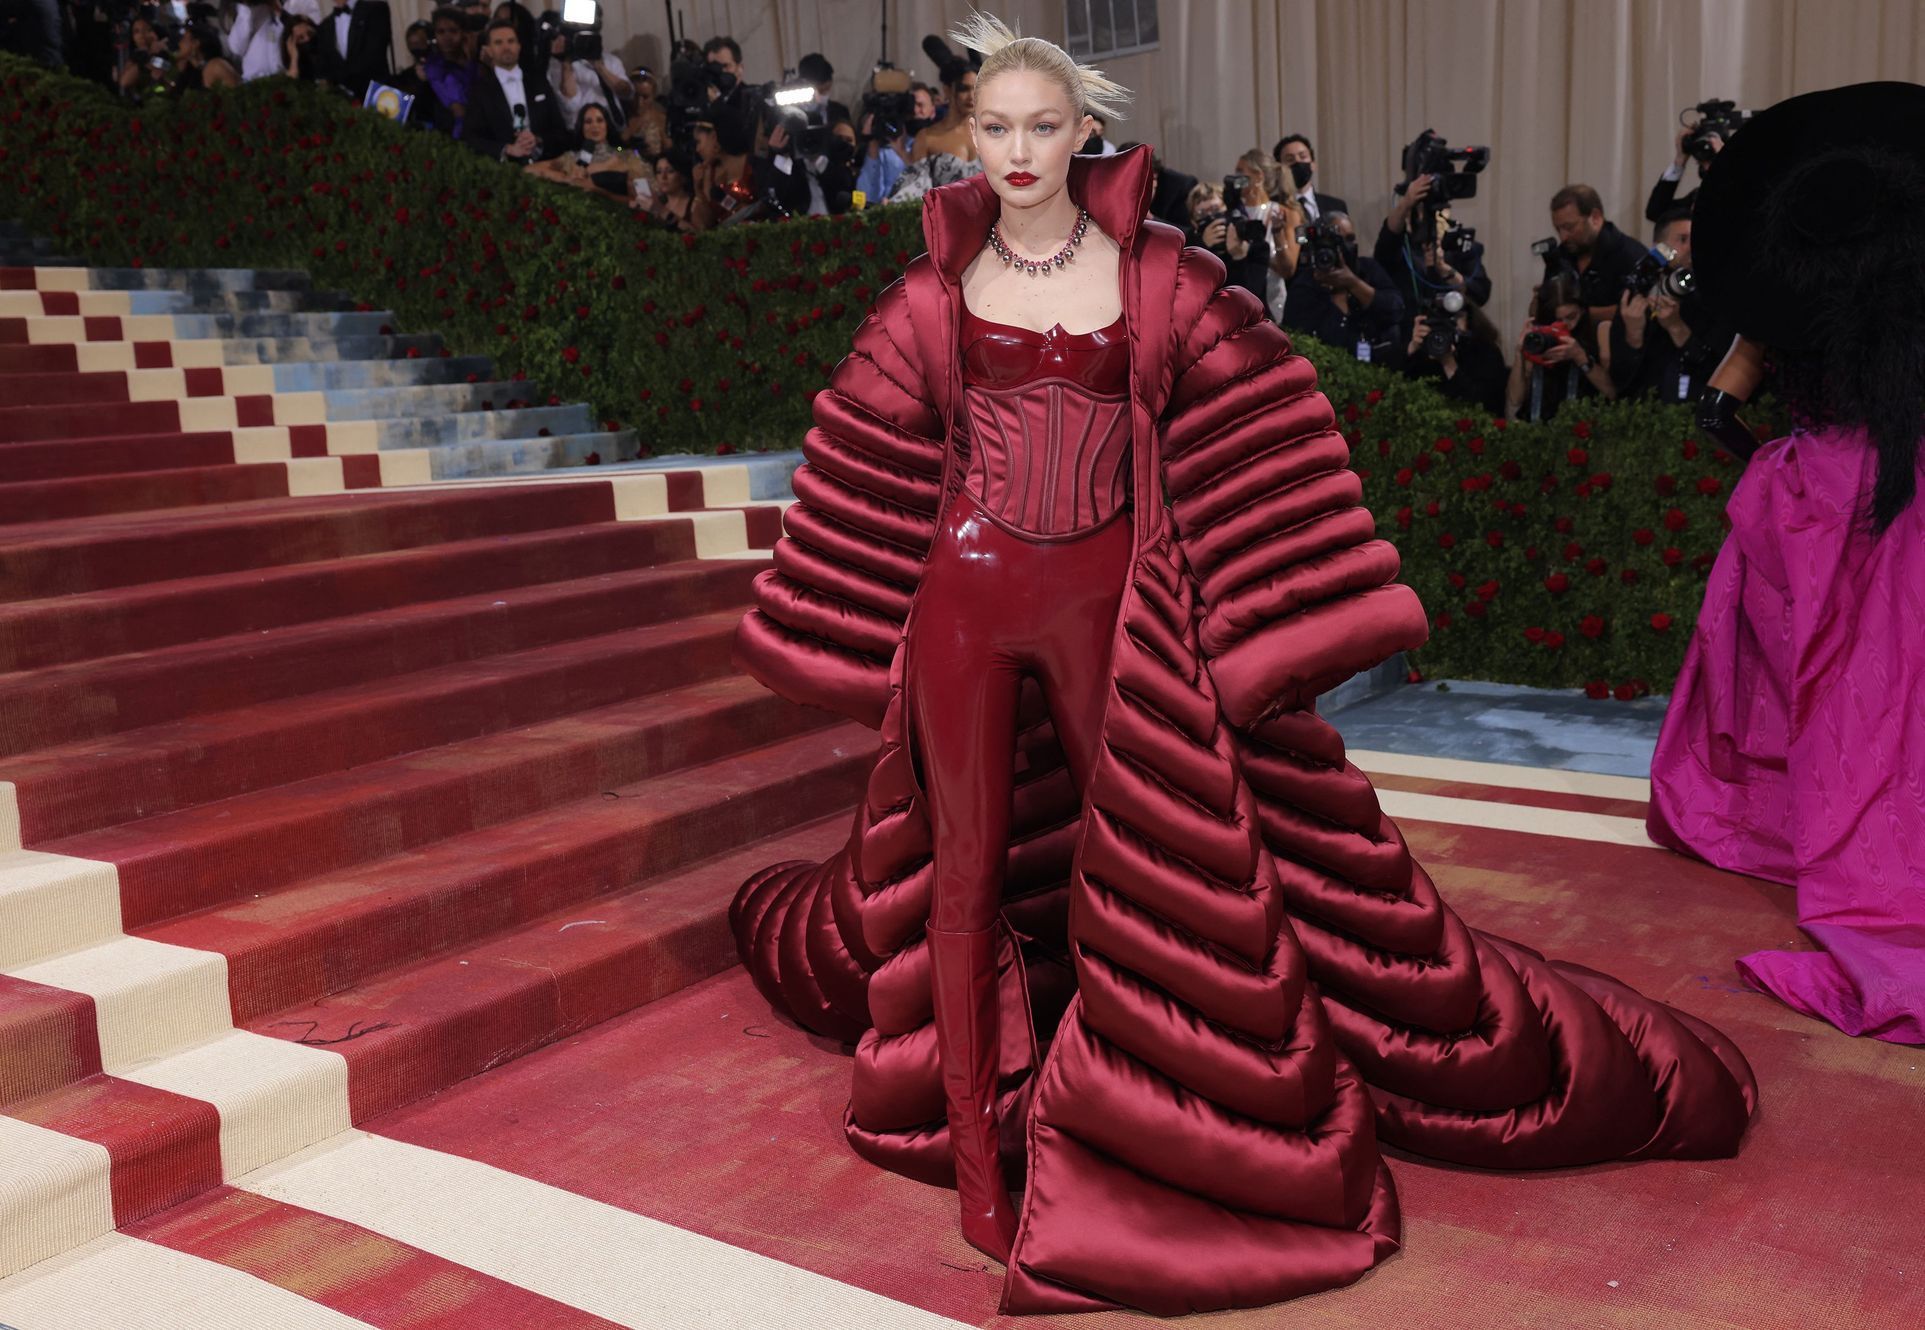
[1283,210,1404,366]
[754,110,847,218]
[543,16,617,133]
[1378,173,1491,306]
[1403,290,1506,417]
[1542,183,1648,328]
[855,108,909,202]
[1646,100,1738,221]
[1505,272,1615,422]
[689,110,757,228]
[464,19,567,163]
[1608,210,1731,405]
[279,14,319,80]
[117,15,171,97]
[1187,181,1271,309]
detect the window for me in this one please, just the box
[1065,0,1159,61]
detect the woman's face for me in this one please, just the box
[132,19,157,50]
[950,70,976,118]
[692,125,718,163]
[1554,302,1583,329]
[969,69,1092,211]
[653,158,684,194]
[581,108,607,143]
[832,121,856,151]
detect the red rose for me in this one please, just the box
[1467,436,1486,454]
[1395,506,1413,529]
[1632,528,1656,546]
[1589,472,1614,491]
[1563,541,1584,561]
[1662,547,1684,566]
[1524,626,1547,643]
[689,397,704,412]
[1663,507,1689,532]
[1434,436,1456,454]
[1544,573,1570,594]
[1475,579,1500,601]
[1499,459,1521,481]
[1447,572,1467,590]
[1395,467,1414,487]
[1543,631,1566,649]
[1567,446,1589,467]
[561,346,580,363]
[1697,475,1723,495]
[1455,418,1474,433]
[716,442,736,455]
[1580,614,1606,639]
[612,275,626,289]
[1405,665,1423,683]
[1572,420,1593,440]
[1343,401,1360,423]
[1414,452,1433,473]
[1525,546,1541,561]
[1586,680,1610,699]
[1493,418,1508,431]
[1438,532,1457,549]
[1613,682,1638,701]
[1554,516,1575,534]
[1682,439,1700,459]
[1587,556,1608,576]
[1621,568,1640,585]
[1366,389,1385,404]
[584,450,601,465]
[1425,500,1441,516]
[1377,438,1392,457]
[1485,530,1504,549]
[654,331,670,346]
[1655,473,1678,496]
[1465,600,1488,618]
[575,304,590,319]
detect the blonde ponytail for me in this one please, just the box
[947,8,1133,125]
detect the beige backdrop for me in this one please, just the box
[398,0,1925,322]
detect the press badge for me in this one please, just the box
[1355,339,1372,363]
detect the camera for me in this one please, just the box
[1294,217,1350,272]
[538,7,602,63]
[1522,322,1569,363]
[1219,175,1267,245]
[1400,129,1490,236]
[1419,289,1466,359]
[1682,99,1748,164]
[1439,220,1480,269]
[859,63,918,142]
[1623,242,1696,299]
[1534,236,1617,309]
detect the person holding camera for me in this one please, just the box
[1377,171,1492,304]
[279,13,319,79]
[464,19,567,163]
[117,15,174,96]
[1646,103,1735,221]
[1505,271,1615,421]
[1609,209,1731,405]
[1186,181,1271,309]
[1282,210,1404,365]
[1403,290,1506,417]
[855,108,910,202]
[1542,183,1648,329]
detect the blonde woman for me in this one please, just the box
[730,10,1754,1316]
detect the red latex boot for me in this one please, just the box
[926,923,1022,1264]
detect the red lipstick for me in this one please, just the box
[1006,172,1038,186]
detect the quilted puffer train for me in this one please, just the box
[729,145,1756,1317]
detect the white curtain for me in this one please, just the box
[392,0,1925,321]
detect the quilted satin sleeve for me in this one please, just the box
[733,278,948,727]
[1158,255,1430,727]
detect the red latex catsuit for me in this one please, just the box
[906,307,1135,1260]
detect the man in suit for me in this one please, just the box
[464,20,569,163]
[1274,133,1347,222]
[310,0,393,100]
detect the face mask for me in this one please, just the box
[1289,159,1314,190]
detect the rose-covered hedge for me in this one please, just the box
[1297,340,1779,697]
[0,57,922,455]
[3,55,1768,693]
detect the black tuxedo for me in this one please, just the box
[464,62,570,162]
[1304,190,1348,220]
[310,0,392,101]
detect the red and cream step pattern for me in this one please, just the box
[0,253,856,1292]
[8,753,1884,1330]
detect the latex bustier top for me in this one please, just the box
[958,305,1133,539]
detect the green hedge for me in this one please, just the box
[3,55,1764,695]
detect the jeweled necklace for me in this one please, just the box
[986,206,1090,277]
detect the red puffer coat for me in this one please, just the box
[731,145,1756,1317]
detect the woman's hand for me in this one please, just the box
[1407,315,1430,360]
[1618,289,1650,348]
[1387,172,1433,233]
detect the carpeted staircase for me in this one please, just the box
[0,222,867,1280]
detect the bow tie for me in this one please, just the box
[332,5,349,16]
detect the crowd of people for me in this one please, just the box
[6,4,1733,419]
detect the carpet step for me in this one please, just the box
[0,482,629,601]
[0,267,313,293]
[14,607,746,845]
[0,463,295,524]
[304,379,525,420]
[0,516,707,672]
[0,288,361,318]
[0,802,858,1278]
[0,558,761,753]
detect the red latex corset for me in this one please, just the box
[958,306,1132,539]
